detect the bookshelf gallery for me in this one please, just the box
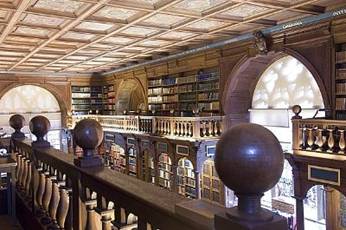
[70,67,226,204]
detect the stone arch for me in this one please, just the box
[222,49,330,128]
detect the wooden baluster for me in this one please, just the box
[100,209,113,230]
[168,120,171,135]
[315,129,324,151]
[208,120,213,136]
[328,129,335,152]
[182,122,186,136]
[36,165,47,216]
[339,130,345,154]
[178,122,182,136]
[55,184,71,229]
[186,122,190,137]
[163,120,167,134]
[24,158,32,198]
[202,121,207,137]
[49,177,64,226]
[307,128,314,149]
[85,199,98,230]
[213,120,218,136]
[173,121,177,135]
[42,168,56,224]
[19,154,26,190]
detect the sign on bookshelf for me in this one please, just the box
[176,145,189,156]
[206,145,216,157]
[157,142,168,153]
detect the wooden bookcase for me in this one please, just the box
[158,153,172,189]
[147,67,220,116]
[177,158,196,198]
[336,43,346,119]
[71,85,103,115]
[103,84,116,115]
[201,159,224,205]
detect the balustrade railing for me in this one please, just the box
[292,118,346,155]
[12,138,220,230]
[72,115,223,139]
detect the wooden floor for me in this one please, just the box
[0,215,22,230]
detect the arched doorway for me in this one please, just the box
[0,85,62,149]
[115,78,146,114]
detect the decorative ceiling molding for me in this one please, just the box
[0,0,343,75]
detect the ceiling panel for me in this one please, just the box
[0,0,340,74]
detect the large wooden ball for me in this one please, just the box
[73,119,103,151]
[9,114,25,130]
[29,115,51,139]
[215,123,283,195]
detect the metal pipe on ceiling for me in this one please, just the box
[101,7,346,76]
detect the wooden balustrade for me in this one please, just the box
[72,115,223,139]
[12,138,225,230]
[292,118,346,155]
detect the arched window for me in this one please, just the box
[252,55,324,109]
[250,55,326,229]
[250,55,325,148]
[0,85,62,148]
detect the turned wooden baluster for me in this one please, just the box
[84,188,99,230]
[208,120,213,136]
[167,120,171,135]
[213,121,218,136]
[315,129,324,151]
[182,122,186,136]
[339,130,345,154]
[16,151,23,188]
[36,164,47,216]
[24,158,32,198]
[189,121,193,137]
[33,162,43,207]
[186,122,190,137]
[307,128,314,149]
[41,167,57,224]
[173,120,177,135]
[49,172,65,226]
[56,184,72,229]
[327,129,335,152]
[97,197,114,230]
[202,121,207,137]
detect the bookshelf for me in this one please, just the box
[177,158,196,198]
[103,84,116,115]
[201,159,224,205]
[158,153,172,189]
[147,67,220,116]
[128,146,137,177]
[336,43,346,119]
[142,150,155,184]
[71,86,103,115]
[110,144,126,173]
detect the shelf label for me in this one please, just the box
[157,142,168,153]
[127,138,136,146]
[176,145,189,156]
[206,145,216,157]
[308,165,340,186]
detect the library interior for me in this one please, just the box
[0,0,345,230]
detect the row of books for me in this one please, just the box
[72,93,103,98]
[337,51,346,64]
[336,98,346,110]
[198,92,219,101]
[198,102,220,111]
[72,86,102,93]
[336,83,346,95]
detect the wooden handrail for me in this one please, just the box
[12,138,224,230]
[292,117,346,157]
[71,115,224,139]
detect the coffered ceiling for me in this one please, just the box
[0,0,344,75]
